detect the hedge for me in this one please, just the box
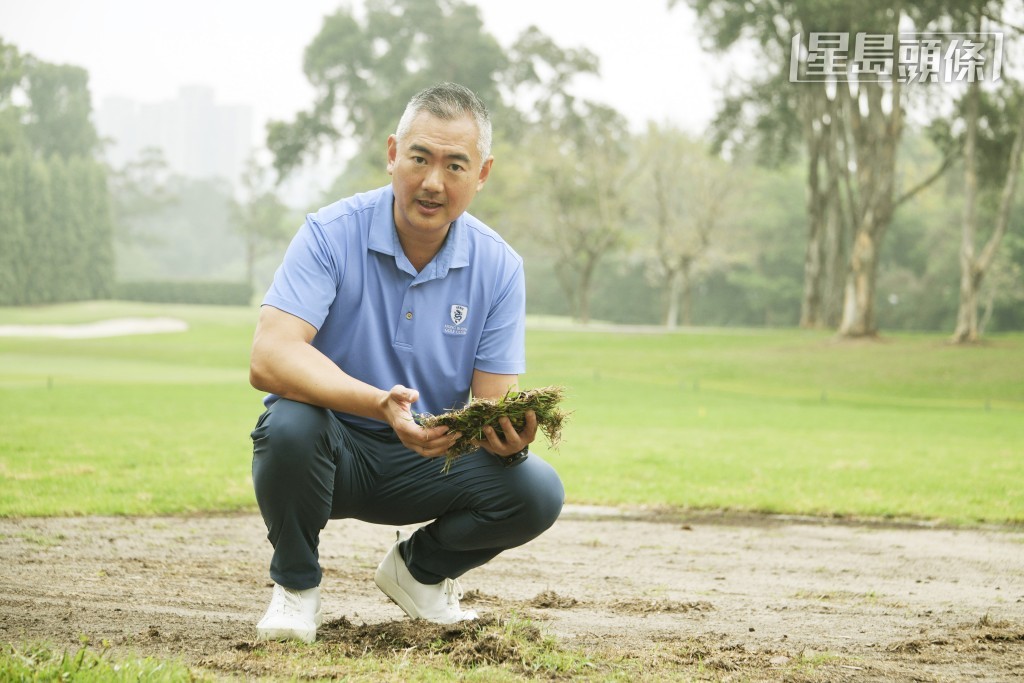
[112,281,253,306]
[0,152,114,305]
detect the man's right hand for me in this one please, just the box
[380,385,460,458]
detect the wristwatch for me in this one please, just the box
[498,446,529,468]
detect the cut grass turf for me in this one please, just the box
[1,302,1021,524]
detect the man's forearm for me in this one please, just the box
[250,339,388,422]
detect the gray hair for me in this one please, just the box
[395,82,492,164]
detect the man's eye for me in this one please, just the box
[448,164,464,172]
[412,156,426,164]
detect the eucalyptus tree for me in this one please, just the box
[266,0,601,182]
[943,7,1024,342]
[675,0,962,336]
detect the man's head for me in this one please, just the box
[394,82,492,164]
[387,83,494,243]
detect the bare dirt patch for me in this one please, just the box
[1,507,1022,681]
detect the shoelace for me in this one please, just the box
[443,578,464,610]
[276,587,307,618]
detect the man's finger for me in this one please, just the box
[417,429,461,458]
[482,424,513,454]
[390,384,419,405]
[522,410,539,440]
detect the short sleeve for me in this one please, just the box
[262,217,341,330]
[474,260,526,375]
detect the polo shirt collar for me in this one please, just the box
[369,185,470,281]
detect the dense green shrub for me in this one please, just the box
[0,152,114,305]
[112,280,253,306]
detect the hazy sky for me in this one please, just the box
[0,0,731,143]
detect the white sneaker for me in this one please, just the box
[374,530,478,624]
[256,584,323,643]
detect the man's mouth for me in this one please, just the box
[417,199,443,210]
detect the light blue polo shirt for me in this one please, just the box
[262,185,526,430]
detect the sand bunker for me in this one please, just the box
[0,317,188,338]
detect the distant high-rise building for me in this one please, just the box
[96,86,253,185]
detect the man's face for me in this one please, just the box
[387,112,493,240]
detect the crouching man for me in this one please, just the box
[248,82,564,642]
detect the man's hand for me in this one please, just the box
[380,385,461,457]
[474,410,538,458]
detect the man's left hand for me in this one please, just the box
[473,410,538,458]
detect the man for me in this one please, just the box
[249,82,564,643]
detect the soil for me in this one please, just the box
[1,506,1022,681]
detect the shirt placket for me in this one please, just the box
[394,282,418,349]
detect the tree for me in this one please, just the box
[678,0,957,337]
[0,39,112,305]
[637,124,737,327]
[950,80,1024,342]
[726,162,808,327]
[114,175,240,283]
[498,25,602,138]
[231,156,293,292]
[267,0,508,181]
[267,0,602,188]
[0,38,28,157]
[946,8,1024,342]
[21,59,99,159]
[108,146,177,246]
[529,104,633,323]
[979,231,1024,332]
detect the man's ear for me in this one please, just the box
[477,156,494,190]
[386,135,398,175]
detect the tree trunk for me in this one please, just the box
[837,76,901,338]
[824,195,848,327]
[839,229,879,336]
[951,76,981,343]
[665,268,682,329]
[952,271,981,342]
[680,265,694,327]
[823,95,851,328]
[800,148,827,328]
[576,253,598,325]
[979,288,995,335]
[799,88,828,328]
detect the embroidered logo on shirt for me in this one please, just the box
[450,305,469,325]
[445,304,469,336]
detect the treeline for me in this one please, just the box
[3,2,1023,336]
[0,39,114,305]
[0,152,113,304]
[0,38,256,307]
[269,0,1024,339]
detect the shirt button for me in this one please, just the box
[405,312,413,320]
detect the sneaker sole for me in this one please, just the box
[256,625,316,644]
[374,567,420,619]
[374,568,478,624]
[255,609,323,644]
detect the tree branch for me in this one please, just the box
[894,150,959,209]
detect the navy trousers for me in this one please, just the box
[251,398,565,590]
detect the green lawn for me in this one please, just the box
[1,301,1021,524]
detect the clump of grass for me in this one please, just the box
[0,640,204,682]
[417,386,569,472]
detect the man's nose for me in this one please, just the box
[422,163,444,192]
